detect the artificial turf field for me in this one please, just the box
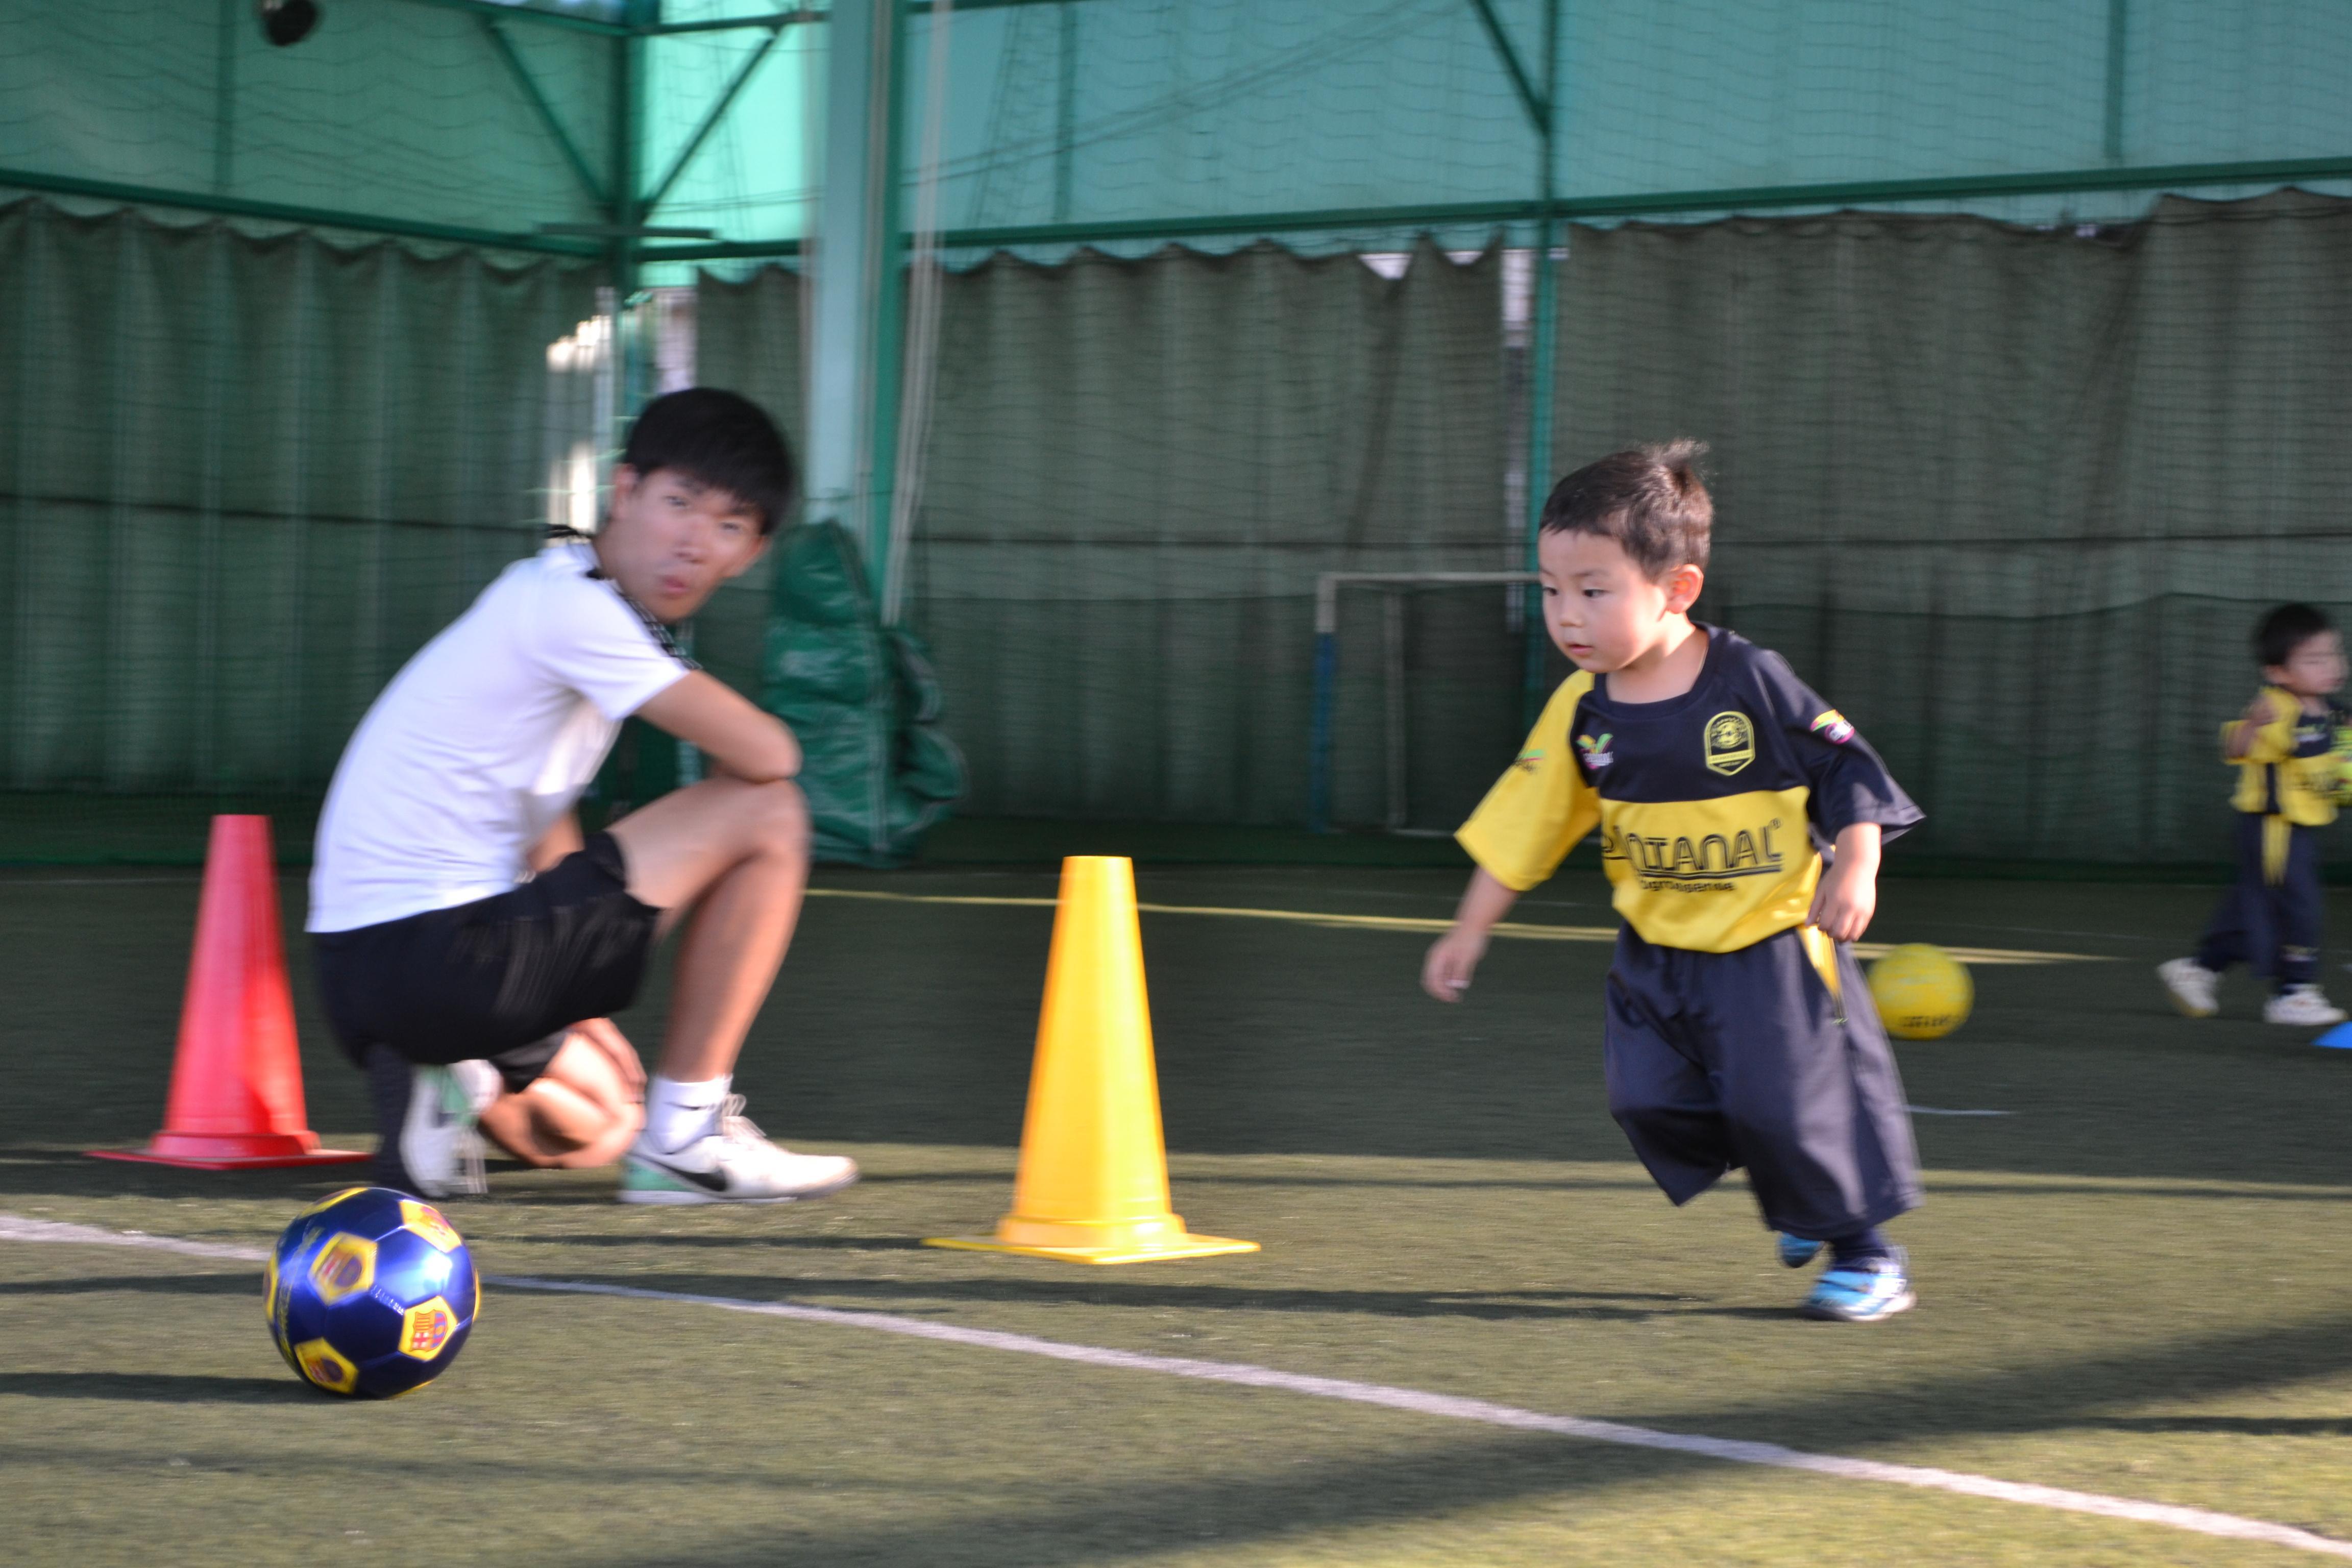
[6,860,2352,1566]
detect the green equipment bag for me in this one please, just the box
[762,521,966,866]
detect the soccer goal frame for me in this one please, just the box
[1306,571,1540,835]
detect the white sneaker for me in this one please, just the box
[400,1064,489,1199]
[2264,985,2346,1026]
[617,1096,859,1205]
[2157,958,2220,1018]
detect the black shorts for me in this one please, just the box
[313,831,659,1090]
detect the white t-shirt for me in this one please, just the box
[308,541,692,933]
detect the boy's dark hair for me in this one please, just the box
[620,387,797,535]
[1538,439,1712,579]
[2255,603,2335,669]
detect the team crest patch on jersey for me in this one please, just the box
[1575,732,1613,770]
[1703,712,1755,776]
[1809,709,1855,745]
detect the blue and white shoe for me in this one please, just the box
[1776,1232,1824,1269]
[1802,1247,1915,1322]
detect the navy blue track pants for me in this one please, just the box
[2195,814,2323,991]
[1604,925,1922,1240]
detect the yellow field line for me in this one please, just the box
[804,888,2106,966]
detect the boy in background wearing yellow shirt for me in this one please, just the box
[2160,604,2351,1026]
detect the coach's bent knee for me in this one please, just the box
[742,777,810,858]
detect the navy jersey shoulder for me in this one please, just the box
[1568,628,1800,803]
[1569,626,1922,844]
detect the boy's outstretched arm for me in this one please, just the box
[1806,822,1881,943]
[1422,868,1521,1002]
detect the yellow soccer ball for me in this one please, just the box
[1867,943,1973,1040]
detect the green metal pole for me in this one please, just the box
[1054,1,1077,222]
[213,0,237,194]
[482,16,610,208]
[0,165,597,254]
[1521,0,1561,724]
[864,0,910,583]
[805,0,909,594]
[611,3,649,420]
[2103,0,2129,163]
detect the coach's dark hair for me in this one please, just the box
[2256,602,2335,669]
[620,387,797,535]
[1538,439,1712,579]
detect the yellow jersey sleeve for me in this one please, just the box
[2223,689,2297,765]
[1455,672,1601,892]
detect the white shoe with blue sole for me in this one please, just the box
[1802,1247,1915,1322]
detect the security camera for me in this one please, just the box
[258,0,320,46]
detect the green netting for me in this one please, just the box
[640,245,1515,838]
[11,0,2352,261]
[690,193,2352,864]
[915,0,2352,261]
[1,1,615,242]
[685,265,804,700]
[0,197,596,808]
[1554,189,2352,865]
[7,3,2352,870]
[888,239,1503,824]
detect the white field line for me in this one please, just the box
[804,889,2105,967]
[4,1213,2347,1558]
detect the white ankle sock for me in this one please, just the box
[645,1074,730,1152]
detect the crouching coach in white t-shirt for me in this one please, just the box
[308,387,855,1206]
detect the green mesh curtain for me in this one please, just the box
[676,267,806,703]
[9,1,2352,867]
[1554,189,2352,866]
[0,197,597,860]
[908,239,1509,825]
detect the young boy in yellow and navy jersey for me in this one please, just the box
[1422,441,1926,1322]
[2159,604,2351,1026]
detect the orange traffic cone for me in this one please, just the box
[90,816,368,1170]
[927,856,1257,1265]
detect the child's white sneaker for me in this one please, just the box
[2157,958,2220,1018]
[2263,985,2346,1026]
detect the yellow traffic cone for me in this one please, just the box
[926,856,1258,1265]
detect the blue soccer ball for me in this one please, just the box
[266,1186,478,1399]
